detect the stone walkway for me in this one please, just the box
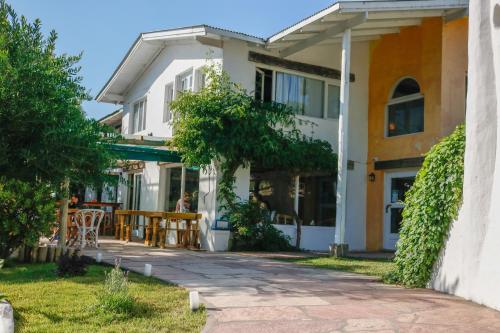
[84,239,500,333]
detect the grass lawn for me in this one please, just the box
[0,263,206,333]
[276,256,395,279]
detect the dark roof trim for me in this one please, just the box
[249,51,355,82]
[374,157,424,170]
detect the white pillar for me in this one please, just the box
[335,28,352,246]
[293,175,300,224]
[180,166,186,211]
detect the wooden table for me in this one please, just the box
[114,210,201,248]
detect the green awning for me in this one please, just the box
[106,143,182,163]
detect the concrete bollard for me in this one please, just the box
[0,300,14,333]
[189,291,200,311]
[96,252,102,263]
[144,264,152,277]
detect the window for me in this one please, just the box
[250,170,296,224]
[249,169,336,227]
[177,70,193,93]
[163,83,174,122]
[254,67,340,119]
[194,68,207,92]
[162,167,199,212]
[387,78,424,137]
[131,99,146,133]
[327,85,340,119]
[298,173,337,226]
[255,68,273,102]
[275,72,324,118]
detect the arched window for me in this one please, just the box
[387,78,424,137]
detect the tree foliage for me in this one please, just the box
[0,1,118,257]
[0,177,55,259]
[224,201,292,251]
[169,65,337,208]
[0,0,117,187]
[388,125,465,287]
[170,65,337,249]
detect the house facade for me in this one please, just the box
[96,0,469,252]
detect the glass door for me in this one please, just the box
[162,167,200,212]
[383,171,416,250]
[127,173,143,237]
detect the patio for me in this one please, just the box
[84,239,500,333]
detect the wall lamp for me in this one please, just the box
[368,172,376,182]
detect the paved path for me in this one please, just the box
[85,239,500,333]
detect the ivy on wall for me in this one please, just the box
[389,125,465,287]
[169,65,337,250]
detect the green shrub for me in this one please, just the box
[97,260,135,314]
[224,201,293,251]
[389,125,465,287]
[56,251,91,277]
[0,177,55,259]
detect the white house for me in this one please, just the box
[96,0,469,252]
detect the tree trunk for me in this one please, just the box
[58,178,70,249]
[293,210,302,250]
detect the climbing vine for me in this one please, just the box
[169,65,337,249]
[388,125,465,287]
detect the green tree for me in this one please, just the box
[0,178,55,259]
[170,65,337,248]
[0,1,118,256]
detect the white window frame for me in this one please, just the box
[255,63,341,121]
[194,67,207,92]
[163,83,174,123]
[130,97,147,134]
[175,68,194,93]
[384,77,424,138]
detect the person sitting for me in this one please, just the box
[176,192,191,212]
[69,194,80,208]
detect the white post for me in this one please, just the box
[180,166,186,211]
[144,263,152,277]
[334,28,352,248]
[293,175,300,224]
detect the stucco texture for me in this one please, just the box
[431,0,500,311]
[365,18,468,250]
[366,19,443,250]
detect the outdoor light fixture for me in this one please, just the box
[369,172,376,182]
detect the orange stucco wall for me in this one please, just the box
[365,18,468,250]
[441,18,468,136]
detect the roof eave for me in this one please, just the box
[266,0,469,45]
[96,25,266,104]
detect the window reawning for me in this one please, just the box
[106,143,182,163]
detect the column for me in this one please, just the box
[334,28,352,251]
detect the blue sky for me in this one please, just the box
[8,0,334,120]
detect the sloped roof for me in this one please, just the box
[97,1,468,104]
